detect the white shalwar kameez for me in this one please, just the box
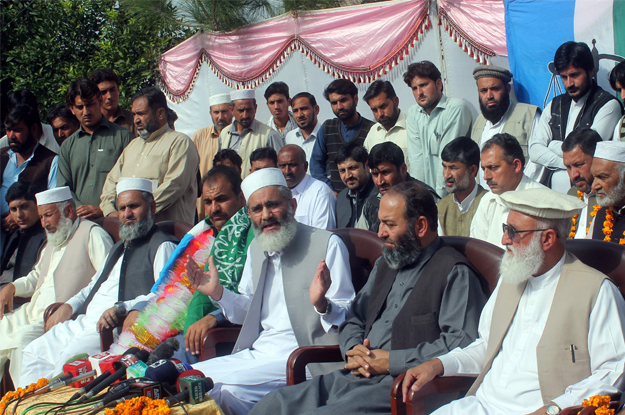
[292,174,337,230]
[19,242,176,386]
[192,235,354,415]
[433,255,625,415]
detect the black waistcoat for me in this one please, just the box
[1,222,46,279]
[591,206,625,244]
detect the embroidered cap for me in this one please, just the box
[241,168,288,201]
[500,188,586,219]
[35,187,73,206]
[593,141,625,163]
[116,178,156,195]
[230,89,255,101]
[209,93,232,107]
[472,65,513,84]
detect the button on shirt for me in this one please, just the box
[291,174,337,230]
[285,122,321,170]
[363,110,410,173]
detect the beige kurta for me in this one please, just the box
[100,125,200,224]
[363,111,410,173]
[0,224,112,385]
[192,125,220,220]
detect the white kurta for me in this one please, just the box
[0,226,111,386]
[192,234,354,415]
[574,193,591,239]
[530,92,621,194]
[470,175,546,248]
[363,111,410,174]
[285,122,320,171]
[292,174,337,230]
[434,254,625,414]
[19,242,176,387]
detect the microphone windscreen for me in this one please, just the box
[147,338,180,365]
[134,349,150,363]
[144,360,181,384]
[123,347,141,356]
[203,377,214,391]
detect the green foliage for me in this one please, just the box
[0,0,190,114]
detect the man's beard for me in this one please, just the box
[446,171,472,194]
[46,216,74,247]
[137,117,159,139]
[597,179,625,207]
[252,207,298,253]
[382,224,422,270]
[378,107,400,131]
[334,105,356,122]
[479,92,510,124]
[8,132,36,153]
[499,233,545,285]
[119,212,154,242]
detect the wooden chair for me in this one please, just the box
[94,216,121,243]
[397,239,625,415]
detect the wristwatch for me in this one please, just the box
[546,403,561,415]
[114,301,127,314]
[314,298,333,316]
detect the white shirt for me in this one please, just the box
[285,122,321,170]
[470,175,547,248]
[574,193,591,239]
[217,234,355,357]
[291,174,337,230]
[0,124,60,154]
[363,111,410,173]
[437,182,480,236]
[530,91,622,193]
[65,241,176,324]
[478,103,542,185]
[439,254,625,412]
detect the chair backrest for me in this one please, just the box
[94,217,121,243]
[156,220,193,241]
[332,228,384,293]
[566,239,625,298]
[441,236,504,293]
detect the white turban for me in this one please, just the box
[36,187,72,206]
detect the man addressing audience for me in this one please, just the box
[186,168,355,415]
[403,187,625,415]
[252,181,488,415]
[0,186,112,386]
[100,87,199,225]
[20,179,177,385]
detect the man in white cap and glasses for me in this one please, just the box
[402,187,625,415]
[0,186,113,386]
[19,178,178,385]
[218,89,284,178]
[588,141,625,243]
[186,167,355,415]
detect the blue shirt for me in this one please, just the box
[309,116,366,187]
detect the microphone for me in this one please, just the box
[165,377,214,406]
[68,372,110,402]
[144,360,192,386]
[77,348,149,403]
[36,371,97,394]
[147,338,180,365]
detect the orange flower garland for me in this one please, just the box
[105,396,170,415]
[0,378,48,414]
[570,192,600,238]
[601,206,625,245]
[581,394,614,415]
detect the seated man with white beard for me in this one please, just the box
[19,179,177,386]
[403,187,625,415]
[186,168,355,415]
[0,186,112,386]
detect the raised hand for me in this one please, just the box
[309,259,332,312]
[186,256,224,301]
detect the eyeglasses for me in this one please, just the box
[502,223,548,240]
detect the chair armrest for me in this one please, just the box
[391,373,407,415]
[406,376,476,415]
[99,315,127,352]
[43,302,63,331]
[200,327,241,361]
[286,345,342,386]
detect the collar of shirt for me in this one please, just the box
[341,113,365,132]
[77,117,113,138]
[347,175,374,201]
[494,174,533,208]
[485,100,513,129]
[268,112,297,130]
[113,106,131,124]
[145,124,171,142]
[291,174,311,197]
[528,252,566,289]
[571,90,590,110]
[7,141,40,162]
[208,125,220,138]
[374,109,407,133]
[230,119,258,137]
[295,120,321,142]
[453,181,479,213]
[418,94,448,116]
[403,236,442,270]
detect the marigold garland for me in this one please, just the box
[581,394,614,415]
[600,206,625,245]
[105,396,170,415]
[0,378,48,414]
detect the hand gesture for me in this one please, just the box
[185,314,218,356]
[186,256,223,301]
[96,305,125,333]
[309,259,332,312]
[0,283,16,319]
[401,359,444,402]
[45,303,73,331]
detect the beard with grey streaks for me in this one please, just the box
[46,215,74,247]
[382,222,422,270]
[119,211,154,242]
[251,204,298,253]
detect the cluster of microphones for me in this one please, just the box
[4,339,213,415]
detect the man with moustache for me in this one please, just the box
[362,80,410,173]
[20,179,177,385]
[285,92,320,168]
[265,82,298,139]
[251,181,488,415]
[404,61,472,198]
[530,42,622,193]
[403,188,625,415]
[219,89,283,178]
[89,69,137,136]
[46,104,79,146]
[0,186,112,386]
[278,144,336,230]
[250,147,278,173]
[335,145,376,228]
[587,141,625,243]
[437,137,487,237]
[470,66,542,185]
[186,168,355,415]
[470,133,546,248]
[310,80,375,193]
[562,129,601,239]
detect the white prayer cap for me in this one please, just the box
[209,93,232,107]
[230,89,255,101]
[241,168,287,201]
[500,188,585,219]
[593,141,625,163]
[36,187,72,206]
[116,178,154,196]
